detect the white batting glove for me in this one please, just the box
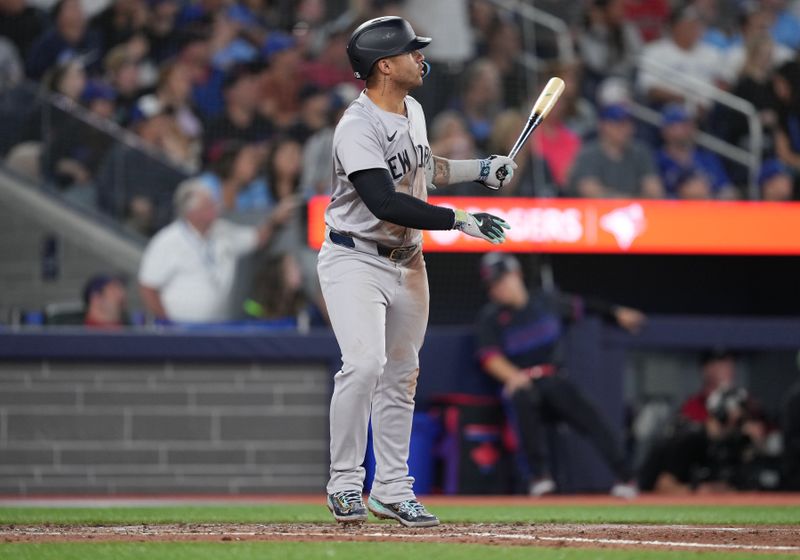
[453,209,511,244]
[478,155,517,190]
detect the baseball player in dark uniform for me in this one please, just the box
[476,253,645,498]
[320,17,517,526]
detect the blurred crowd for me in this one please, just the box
[2,0,800,327]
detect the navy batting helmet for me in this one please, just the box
[346,16,431,80]
[480,253,521,286]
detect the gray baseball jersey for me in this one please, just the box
[326,90,433,247]
[319,90,433,504]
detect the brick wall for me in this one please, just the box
[0,361,331,495]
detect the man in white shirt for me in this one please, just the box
[638,5,727,108]
[138,178,289,323]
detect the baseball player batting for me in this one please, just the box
[320,16,516,527]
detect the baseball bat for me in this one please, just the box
[495,77,566,182]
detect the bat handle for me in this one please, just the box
[497,143,521,181]
[507,114,542,162]
[495,141,524,182]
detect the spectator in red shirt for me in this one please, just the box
[302,27,360,89]
[680,349,736,424]
[623,0,670,42]
[531,95,581,191]
[82,274,129,328]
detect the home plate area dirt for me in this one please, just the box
[4,523,800,553]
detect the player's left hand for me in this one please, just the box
[614,307,646,334]
[453,209,510,244]
[478,155,517,190]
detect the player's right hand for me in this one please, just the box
[478,155,517,190]
[453,209,510,244]
[502,373,533,397]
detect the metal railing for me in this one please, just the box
[1,80,191,231]
[0,167,144,273]
[484,0,576,199]
[484,1,764,199]
[47,90,196,175]
[487,0,576,68]
[636,56,763,199]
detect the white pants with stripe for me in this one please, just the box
[317,239,429,503]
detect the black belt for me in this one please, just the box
[328,230,418,262]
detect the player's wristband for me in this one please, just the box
[446,159,483,184]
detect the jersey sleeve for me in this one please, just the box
[224,222,259,256]
[138,234,174,290]
[334,116,388,176]
[549,290,583,322]
[549,289,617,323]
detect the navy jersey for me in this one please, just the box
[476,290,617,375]
[477,292,571,371]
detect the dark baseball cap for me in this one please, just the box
[699,347,735,366]
[599,103,631,122]
[261,32,297,59]
[674,167,708,190]
[81,80,117,104]
[82,274,126,305]
[480,253,521,285]
[222,62,260,91]
[758,159,789,187]
[661,103,691,127]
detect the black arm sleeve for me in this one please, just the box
[349,168,456,230]
[552,292,617,323]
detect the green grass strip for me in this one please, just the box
[1,504,798,526]
[0,542,793,560]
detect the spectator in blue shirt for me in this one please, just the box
[758,159,795,201]
[198,139,271,214]
[449,58,504,151]
[26,0,101,79]
[763,0,800,50]
[657,104,737,199]
[773,61,800,177]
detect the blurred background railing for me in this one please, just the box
[1,80,191,232]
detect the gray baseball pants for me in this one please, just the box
[317,238,429,503]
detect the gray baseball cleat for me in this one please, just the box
[327,490,368,523]
[367,495,440,527]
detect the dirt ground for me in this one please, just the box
[2,494,800,554]
[3,522,800,553]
